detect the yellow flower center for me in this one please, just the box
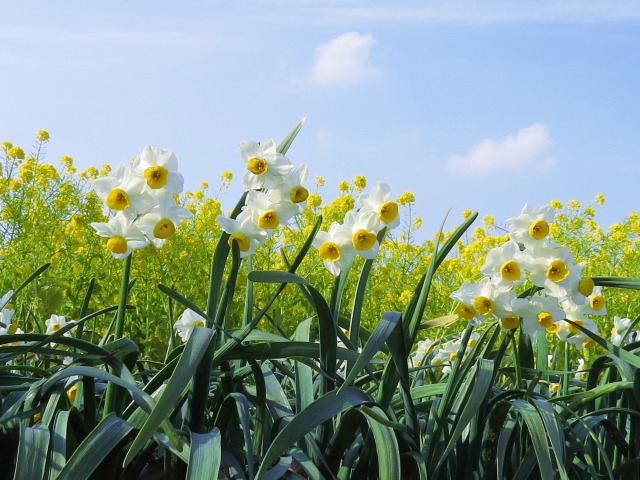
[456,304,476,320]
[247,157,268,175]
[500,314,520,330]
[468,338,477,348]
[529,219,550,240]
[68,385,78,403]
[319,241,341,262]
[378,201,399,224]
[611,326,617,335]
[194,320,205,328]
[290,186,309,203]
[583,338,596,349]
[546,259,570,283]
[589,295,605,311]
[500,260,521,281]
[228,232,251,252]
[536,311,554,329]
[107,236,128,254]
[144,166,169,189]
[546,322,560,334]
[352,229,376,251]
[578,277,595,297]
[473,296,495,316]
[568,319,583,334]
[106,188,130,210]
[51,323,61,331]
[449,352,458,362]
[258,210,280,229]
[153,218,176,239]
[8,324,18,335]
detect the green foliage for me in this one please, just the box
[0,127,639,478]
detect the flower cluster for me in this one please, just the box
[451,204,606,351]
[216,139,309,257]
[90,146,192,258]
[312,182,401,276]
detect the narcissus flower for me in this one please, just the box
[240,139,293,190]
[91,214,150,259]
[92,165,153,218]
[133,145,184,195]
[343,210,381,260]
[506,204,555,248]
[527,245,581,299]
[267,164,309,213]
[358,182,400,230]
[450,277,515,326]
[137,197,193,248]
[481,240,529,288]
[410,338,436,367]
[217,210,269,258]
[174,309,206,342]
[242,190,298,230]
[312,221,355,276]
[512,295,565,335]
[610,316,634,345]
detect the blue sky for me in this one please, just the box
[2,0,639,240]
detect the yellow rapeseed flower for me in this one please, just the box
[396,191,415,205]
[8,147,25,159]
[595,193,605,206]
[37,130,50,142]
[549,200,563,209]
[353,175,366,191]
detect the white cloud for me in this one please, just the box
[306,32,382,87]
[446,124,555,176]
[296,1,640,25]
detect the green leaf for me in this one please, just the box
[357,405,401,479]
[338,311,400,394]
[256,387,370,478]
[14,423,49,480]
[277,117,307,154]
[186,428,222,480]
[510,399,555,479]
[124,327,214,466]
[57,414,134,480]
[593,276,640,290]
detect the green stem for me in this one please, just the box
[103,252,133,418]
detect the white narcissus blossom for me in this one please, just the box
[610,316,633,346]
[481,240,529,288]
[242,190,298,230]
[91,214,150,259]
[240,139,293,191]
[92,165,154,219]
[411,338,436,367]
[527,245,581,299]
[217,210,269,258]
[137,196,193,248]
[575,358,588,381]
[450,277,515,327]
[132,145,184,196]
[45,315,77,340]
[357,182,400,230]
[267,164,309,213]
[312,222,356,276]
[174,309,206,342]
[343,209,381,260]
[583,286,607,316]
[506,204,556,248]
[512,295,565,335]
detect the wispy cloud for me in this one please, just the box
[292,1,640,25]
[305,32,382,87]
[446,124,555,176]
